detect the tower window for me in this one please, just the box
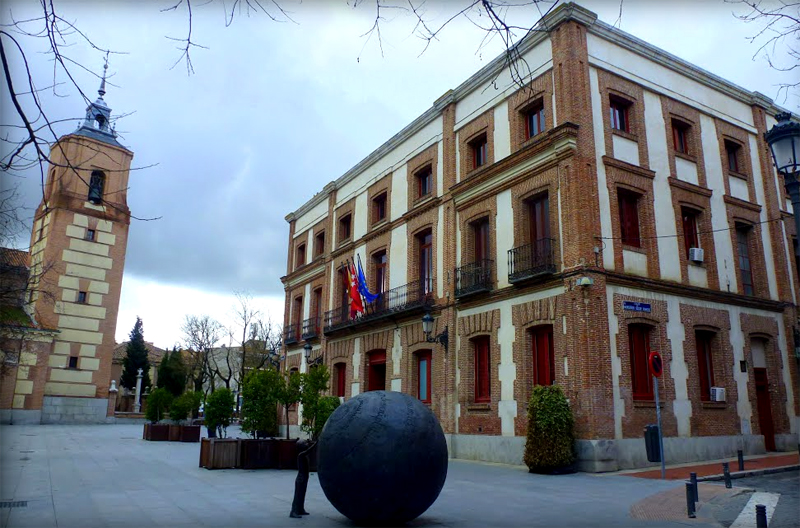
[85,229,96,242]
[77,291,87,304]
[68,356,78,369]
[88,171,105,204]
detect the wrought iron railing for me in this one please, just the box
[283,323,300,345]
[508,238,556,283]
[324,277,434,332]
[455,259,494,298]
[301,316,321,340]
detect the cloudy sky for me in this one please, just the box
[1,0,796,348]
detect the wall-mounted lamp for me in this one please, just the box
[422,311,448,351]
[304,342,323,366]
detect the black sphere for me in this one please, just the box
[317,390,448,524]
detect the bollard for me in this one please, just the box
[685,482,696,519]
[722,462,732,488]
[689,472,698,502]
[755,504,767,528]
[737,450,744,471]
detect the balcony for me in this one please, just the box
[324,278,434,333]
[283,323,300,345]
[301,316,321,341]
[508,238,556,284]
[455,259,493,299]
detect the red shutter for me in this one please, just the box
[474,337,490,402]
[629,325,652,400]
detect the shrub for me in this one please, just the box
[300,365,337,440]
[205,388,235,438]
[169,392,196,423]
[145,387,173,423]
[275,370,303,440]
[312,396,341,439]
[241,369,280,438]
[523,385,575,473]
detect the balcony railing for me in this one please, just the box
[301,316,321,341]
[283,323,300,345]
[324,277,434,333]
[508,238,556,283]
[455,259,494,299]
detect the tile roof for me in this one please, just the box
[0,248,29,269]
[112,341,168,364]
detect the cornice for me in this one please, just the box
[281,261,326,289]
[668,177,713,198]
[602,156,655,180]
[723,195,763,214]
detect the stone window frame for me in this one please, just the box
[457,109,495,182]
[407,144,439,210]
[668,177,719,289]
[597,70,650,169]
[715,120,756,202]
[367,175,392,231]
[334,198,355,249]
[508,70,554,154]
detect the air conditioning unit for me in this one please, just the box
[710,387,726,402]
[688,247,704,263]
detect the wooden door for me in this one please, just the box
[754,368,775,451]
[367,351,386,392]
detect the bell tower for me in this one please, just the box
[27,63,134,422]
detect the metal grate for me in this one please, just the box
[0,501,27,508]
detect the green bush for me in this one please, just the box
[312,396,341,439]
[241,369,280,438]
[169,392,196,423]
[205,388,235,438]
[300,365,338,440]
[523,385,575,473]
[145,387,173,423]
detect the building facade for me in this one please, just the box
[280,3,799,471]
[0,72,134,424]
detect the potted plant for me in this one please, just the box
[143,388,173,441]
[169,391,202,442]
[275,370,303,469]
[199,388,240,469]
[299,365,340,471]
[523,385,575,474]
[240,369,281,469]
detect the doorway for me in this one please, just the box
[367,350,386,391]
[754,368,776,451]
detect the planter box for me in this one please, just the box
[240,439,278,469]
[199,438,241,469]
[168,424,182,442]
[276,439,299,470]
[143,423,170,441]
[180,425,201,443]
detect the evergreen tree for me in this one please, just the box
[121,317,151,391]
[157,347,187,397]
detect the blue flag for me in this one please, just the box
[356,257,380,304]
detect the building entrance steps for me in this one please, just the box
[612,451,799,480]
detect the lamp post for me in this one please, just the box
[765,111,800,365]
[304,342,323,367]
[422,310,448,351]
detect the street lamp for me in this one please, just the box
[765,111,800,365]
[267,341,284,369]
[304,342,323,366]
[422,310,448,351]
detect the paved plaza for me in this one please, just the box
[1,424,742,528]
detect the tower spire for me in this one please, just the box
[73,55,122,147]
[98,55,108,98]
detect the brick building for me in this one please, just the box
[280,3,799,471]
[0,70,134,424]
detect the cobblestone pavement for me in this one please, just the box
[1,424,726,528]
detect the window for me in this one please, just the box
[77,291,87,304]
[312,288,322,320]
[372,192,387,223]
[339,214,352,242]
[725,140,741,173]
[473,218,490,261]
[295,244,306,269]
[527,193,550,244]
[88,171,105,204]
[373,251,387,294]
[629,324,653,400]
[531,325,555,386]
[67,356,78,369]
[681,208,700,257]
[418,230,433,294]
[334,362,346,398]
[367,350,386,392]
[416,166,433,199]
[695,331,715,401]
[672,119,690,154]
[617,189,641,247]
[314,231,325,258]
[609,96,631,133]
[293,296,303,339]
[524,100,545,140]
[338,267,349,311]
[470,134,488,169]
[417,350,432,404]
[473,336,491,403]
[36,226,44,241]
[736,225,754,296]
[85,229,96,242]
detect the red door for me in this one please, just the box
[367,351,386,392]
[754,368,776,451]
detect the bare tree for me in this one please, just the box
[180,314,224,394]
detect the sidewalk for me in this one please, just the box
[618,451,799,480]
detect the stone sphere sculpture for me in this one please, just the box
[317,390,448,524]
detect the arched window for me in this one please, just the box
[88,171,105,204]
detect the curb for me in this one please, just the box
[694,464,799,482]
